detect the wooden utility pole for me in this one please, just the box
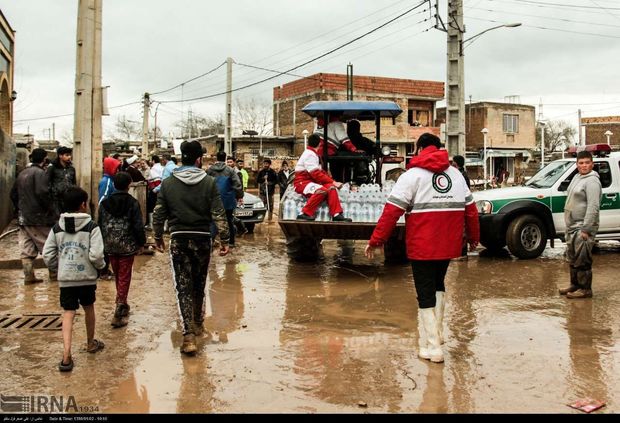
[73,0,103,213]
[446,0,465,156]
[224,57,233,155]
[142,92,150,157]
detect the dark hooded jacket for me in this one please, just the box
[98,191,146,255]
[206,162,243,210]
[47,159,76,218]
[12,163,55,226]
[152,166,230,244]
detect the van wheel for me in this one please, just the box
[506,214,547,259]
[286,236,323,262]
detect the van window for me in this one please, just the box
[559,161,612,189]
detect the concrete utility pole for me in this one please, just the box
[446,0,465,156]
[73,0,103,213]
[142,93,150,158]
[224,57,233,155]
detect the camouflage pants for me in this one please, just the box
[565,231,594,290]
[170,237,211,335]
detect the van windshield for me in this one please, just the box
[526,160,574,188]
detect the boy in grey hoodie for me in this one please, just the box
[43,187,106,371]
[560,150,602,299]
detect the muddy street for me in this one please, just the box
[0,224,619,413]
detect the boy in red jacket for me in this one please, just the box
[365,133,479,363]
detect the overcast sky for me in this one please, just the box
[2,0,620,142]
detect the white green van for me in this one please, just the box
[473,147,620,259]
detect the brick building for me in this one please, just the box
[273,73,444,157]
[437,102,536,184]
[581,116,620,146]
[0,9,15,232]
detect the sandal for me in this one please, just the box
[58,357,74,372]
[87,339,105,353]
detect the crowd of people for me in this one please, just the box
[7,132,601,370]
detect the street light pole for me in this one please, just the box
[605,130,613,146]
[540,121,546,168]
[558,135,567,159]
[481,128,488,189]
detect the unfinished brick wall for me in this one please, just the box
[582,116,620,146]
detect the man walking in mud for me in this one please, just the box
[364,133,479,364]
[560,150,601,299]
[153,140,230,355]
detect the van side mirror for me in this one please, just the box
[558,180,570,192]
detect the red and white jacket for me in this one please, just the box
[369,146,480,260]
[294,146,335,196]
[315,120,358,157]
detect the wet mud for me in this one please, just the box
[1,225,619,413]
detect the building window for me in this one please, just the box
[503,114,519,133]
[408,109,430,127]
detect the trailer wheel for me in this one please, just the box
[286,236,323,262]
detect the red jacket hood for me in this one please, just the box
[406,146,450,173]
[103,157,121,177]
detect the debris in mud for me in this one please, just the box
[568,398,606,413]
[357,401,367,408]
[241,324,247,328]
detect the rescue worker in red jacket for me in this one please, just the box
[365,133,480,363]
[294,134,352,222]
[314,115,361,157]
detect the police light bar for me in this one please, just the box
[566,143,611,157]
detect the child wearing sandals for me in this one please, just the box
[43,186,106,371]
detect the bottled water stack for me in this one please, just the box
[281,182,407,223]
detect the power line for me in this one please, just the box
[588,0,620,23]
[14,100,142,123]
[488,0,620,11]
[162,7,430,102]
[150,61,227,95]
[152,1,423,102]
[157,0,429,104]
[465,15,620,38]
[465,5,620,28]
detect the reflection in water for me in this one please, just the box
[176,354,215,413]
[206,260,245,343]
[419,365,448,413]
[111,374,150,413]
[565,299,611,403]
[279,260,418,411]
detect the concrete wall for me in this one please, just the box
[438,102,536,151]
[0,127,16,232]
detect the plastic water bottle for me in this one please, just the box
[283,198,295,220]
[374,203,384,221]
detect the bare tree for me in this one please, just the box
[60,130,74,147]
[174,111,224,139]
[536,119,577,152]
[114,115,140,141]
[233,98,272,136]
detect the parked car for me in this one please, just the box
[234,192,266,233]
[473,144,620,259]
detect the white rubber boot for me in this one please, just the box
[420,308,444,363]
[435,291,445,345]
[417,309,430,360]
